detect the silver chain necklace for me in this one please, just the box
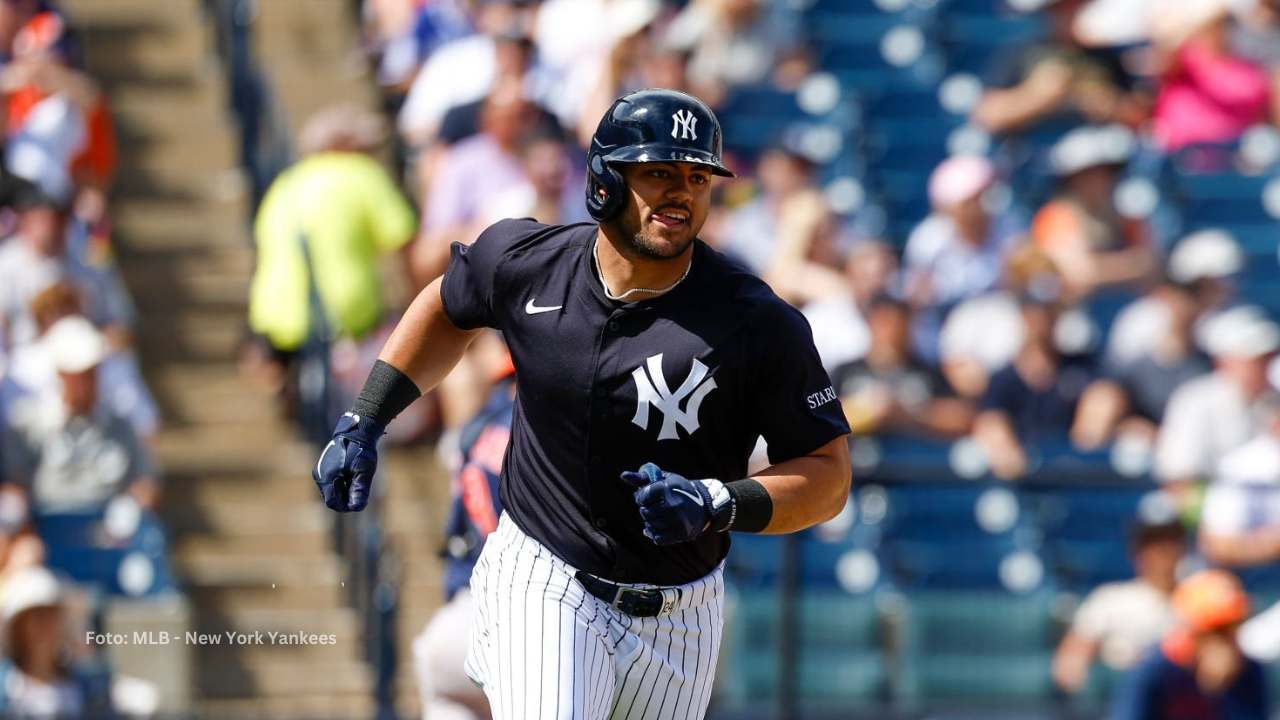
[592,240,692,301]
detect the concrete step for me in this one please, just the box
[168,471,317,509]
[113,103,237,154]
[132,305,245,362]
[150,420,301,471]
[190,582,348,613]
[195,692,377,720]
[112,164,248,206]
[119,242,253,282]
[60,0,202,27]
[163,497,329,538]
[111,198,249,252]
[174,552,342,590]
[195,638,360,677]
[254,0,357,57]
[174,528,332,558]
[115,136,238,177]
[196,606,360,638]
[197,658,372,699]
[80,21,213,81]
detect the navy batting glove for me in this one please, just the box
[619,463,733,545]
[313,412,383,512]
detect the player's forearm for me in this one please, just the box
[749,435,852,534]
[369,277,479,414]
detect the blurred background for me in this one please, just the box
[1,0,1280,717]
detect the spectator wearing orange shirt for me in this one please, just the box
[1031,125,1156,301]
[1,10,115,201]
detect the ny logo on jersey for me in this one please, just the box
[631,353,716,440]
[671,109,698,141]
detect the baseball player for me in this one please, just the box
[314,88,853,719]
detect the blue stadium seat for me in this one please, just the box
[1023,484,1157,590]
[857,435,957,481]
[720,589,889,707]
[879,483,1046,590]
[721,646,889,707]
[725,534,786,589]
[1237,564,1280,594]
[882,483,1030,542]
[897,590,1057,701]
[888,538,1037,589]
[1172,171,1275,226]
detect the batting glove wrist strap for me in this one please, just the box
[698,479,734,533]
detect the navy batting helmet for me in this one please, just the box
[585,88,734,222]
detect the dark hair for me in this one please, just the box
[1130,520,1186,552]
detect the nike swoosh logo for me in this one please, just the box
[671,488,704,506]
[525,298,562,315]
[316,440,336,478]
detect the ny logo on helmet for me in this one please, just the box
[632,354,716,440]
[671,109,698,141]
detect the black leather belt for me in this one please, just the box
[574,571,676,617]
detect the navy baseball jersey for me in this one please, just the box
[440,218,850,585]
[440,378,512,601]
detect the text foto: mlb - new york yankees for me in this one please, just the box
[86,631,339,646]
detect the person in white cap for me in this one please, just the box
[1072,274,1212,450]
[1,315,157,514]
[0,565,105,716]
[1105,228,1243,370]
[904,155,1024,362]
[1154,306,1279,504]
[1030,124,1156,300]
[1,281,158,444]
[0,182,134,352]
[907,155,1022,305]
[1199,361,1280,570]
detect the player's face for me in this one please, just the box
[613,162,713,259]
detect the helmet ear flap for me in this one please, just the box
[585,153,627,222]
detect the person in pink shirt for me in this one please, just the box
[1151,0,1273,152]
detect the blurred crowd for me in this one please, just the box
[0,0,162,715]
[236,0,1280,714]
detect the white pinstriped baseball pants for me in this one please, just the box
[464,513,726,720]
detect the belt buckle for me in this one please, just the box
[610,585,632,613]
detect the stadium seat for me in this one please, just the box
[857,435,957,481]
[1171,171,1276,226]
[721,645,889,707]
[897,590,1058,702]
[1024,484,1156,589]
[1237,564,1280,594]
[882,483,1031,542]
[725,533,787,589]
[730,589,883,651]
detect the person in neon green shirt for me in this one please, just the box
[249,104,416,352]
